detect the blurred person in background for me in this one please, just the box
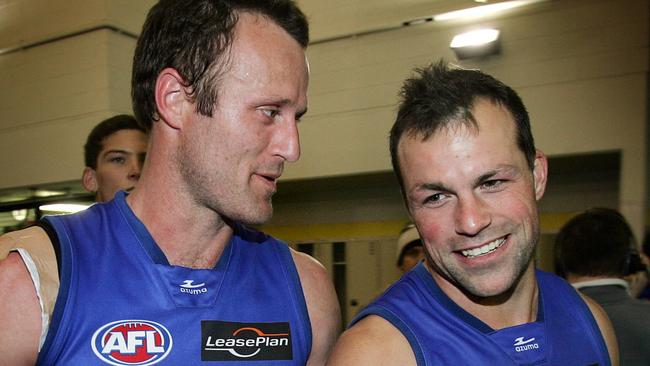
[555,207,650,366]
[396,223,425,274]
[81,114,148,202]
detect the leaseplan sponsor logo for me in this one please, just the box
[179,280,208,295]
[91,320,173,366]
[513,336,539,352]
[202,321,292,361]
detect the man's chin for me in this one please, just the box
[237,205,273,226]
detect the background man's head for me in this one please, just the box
[389,60,536,194]
[554,208,639,280]
[396,224,424,273]
[82,115,148,202]
[131,0,309,130]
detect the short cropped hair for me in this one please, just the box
[84,115,145,169]
[132,0,309,131]
[554,208,636,278]
[389,60,535,191]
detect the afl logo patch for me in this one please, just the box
[202,320,292,361]
[91,320,173,365]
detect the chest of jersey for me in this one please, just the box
[37,194,311,365]
[354,264,610,366]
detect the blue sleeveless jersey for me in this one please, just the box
[37,192,312,365]
[353,263,610,366]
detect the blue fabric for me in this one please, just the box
[352,262,610,366]
[37,191,311,365]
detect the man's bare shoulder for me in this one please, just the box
[290,249,342,365]
[0,252,41,365]
[327,315,416,366]
[580,293,620,366]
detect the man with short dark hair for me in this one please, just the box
[0,1,340,364]
[555,207,650,366]
[81,114,148,202]
[328,61,618,365]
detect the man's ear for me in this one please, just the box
[532,150,548,201]
[82,167,98,193]
[155,68,190,130]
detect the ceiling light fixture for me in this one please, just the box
[450,28,501,59]
[39,203,91,214]
[434,0,548,22]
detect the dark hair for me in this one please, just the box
[643,230,650,258]
[132,0,309,130]
[389,60,535,191]
[84,115,146,169]
[397,239,423,267]
[554,208,636,278]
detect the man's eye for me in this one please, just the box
[109,157,126,164]
[482,180,504,190]
[423,193,445,205]
[261,108,279,118]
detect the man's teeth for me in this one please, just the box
[461,238,506,258]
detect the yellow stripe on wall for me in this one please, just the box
[261,211,640,244]
[261,220,408,244]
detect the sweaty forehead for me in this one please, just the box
[222,13,309,105]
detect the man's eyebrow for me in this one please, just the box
[101,149,131,156]
[473,170,500,186]
[410,181,451,195]
[473,165,520,186]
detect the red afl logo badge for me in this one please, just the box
[91,320,173,365]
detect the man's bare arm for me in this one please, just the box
[0,252,41,365]
[581,294,619,366]
[327,315,416,366]
[292,250,341,366]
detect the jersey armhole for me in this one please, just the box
[37,221,61,276]
[353,306,427,366]
[276,242,313,360]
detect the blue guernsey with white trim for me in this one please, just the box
[37,191,311,365]
[352,262,610,366]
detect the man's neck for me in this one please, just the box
[126,157,234,269]
[428,262,538,330]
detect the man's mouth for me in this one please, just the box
[459,237,507,259]
[258,174,278,183]
[255,172,280,191]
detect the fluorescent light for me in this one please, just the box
[434,0,547,22]
[34,189,66,198]
[451,29,500,48]
[39,203,91,213]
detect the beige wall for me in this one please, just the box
[0,0,153,187]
